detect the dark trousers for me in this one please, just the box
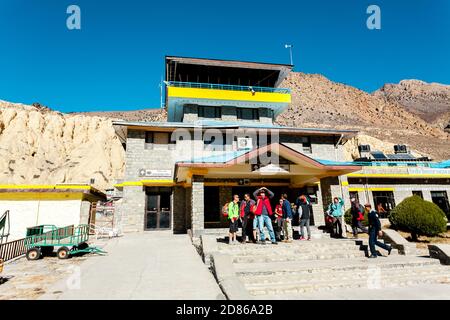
[352,221,368,236]
[332,216,344,238]
[274,217,283,240]
[369,228,390,256]
[241,215,249,242]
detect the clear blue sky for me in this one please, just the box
[0,0,449,112]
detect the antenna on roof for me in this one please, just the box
[284,44,294,67]
[159,76,164,109]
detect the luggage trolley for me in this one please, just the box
[25,224,106,260]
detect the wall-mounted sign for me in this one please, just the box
[252,164,290,173]
[139,169,172,177]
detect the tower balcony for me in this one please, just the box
[165,81,291,122]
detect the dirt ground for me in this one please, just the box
[396,230,450,249]
[0,254,88,300]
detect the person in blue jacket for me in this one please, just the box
[326,197,346,238]
[281,194,293,242]
[365,203,392,258]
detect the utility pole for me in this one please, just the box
[159,77,164,109]
[285,44,294,67]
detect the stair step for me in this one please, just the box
[246,273,450,296]
[234,257,441,276]
[238,265,450,285]
[232,252,367,263]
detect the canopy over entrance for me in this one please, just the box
[175,143,361,187]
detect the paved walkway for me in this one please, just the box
[40,232,224,300]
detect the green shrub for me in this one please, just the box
[389,195,448,240]
[344,207,369,226]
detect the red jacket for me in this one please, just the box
[254,196,273,216]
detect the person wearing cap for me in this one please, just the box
[253,187,277,245]
[365,203,392,258]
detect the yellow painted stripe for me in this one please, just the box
[347,173,450,179]
[0,192,84,201]
[341,181,349,186]
[168,87,291,104]
[116,179,175,187]
[348,187,395,192]
[369,187,395,191]
[0,184,91,190]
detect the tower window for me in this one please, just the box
[237,108,259,120]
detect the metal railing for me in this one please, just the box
[0,238,26,262]
[166,81,291,94]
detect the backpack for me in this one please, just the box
[357,205,365,221]
[222,203,229,217]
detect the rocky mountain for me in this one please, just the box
[0,100,124,190]
[373,80,450,128]
[0,73,449,190]
[278,73,450,160]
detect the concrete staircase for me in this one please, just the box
[211,227,450,299]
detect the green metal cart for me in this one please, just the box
[24,224,106,260]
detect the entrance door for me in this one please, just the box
[145,188,171,230]
[431,191,450,218]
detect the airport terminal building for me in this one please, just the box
[113,57,450,237]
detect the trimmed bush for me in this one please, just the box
[344,207,369,226]
[389,195,448,240]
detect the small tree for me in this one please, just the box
[389,195,448,241]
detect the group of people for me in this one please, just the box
[225,188,392,259]
[225,187,312,246]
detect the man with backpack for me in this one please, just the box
[366,203,392,258]
[350,198,368,238]
[253,187,277,245]
[281,194,293,242]
[226,194,240,245]
[240,193,256,244]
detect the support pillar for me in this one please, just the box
[191,176,205,238]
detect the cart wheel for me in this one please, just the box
[26,248,41,261]
[41,246,54,256]
[57,247,70,259]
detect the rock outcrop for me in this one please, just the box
[0,100,124,190]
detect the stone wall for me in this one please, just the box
[191,177,205,238]
[121,185,145,233]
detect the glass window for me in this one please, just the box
[145,131,154,144]
[237,108,259,120]
[412,191,423,198]
[372,191,396,218]
[431,191,450,216]
[301,136,312,153]
[198,106,221,118]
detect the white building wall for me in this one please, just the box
[0,200,82,241]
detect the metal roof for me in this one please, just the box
[112,120,358,135]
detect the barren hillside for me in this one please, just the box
[373,80,450,126]
[278,73,450,160]
[0,100,124,190]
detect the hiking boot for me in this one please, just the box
[388,246,392,255]
[368,255,377,259]
[271,241,278,245]
[307,237,311,241]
